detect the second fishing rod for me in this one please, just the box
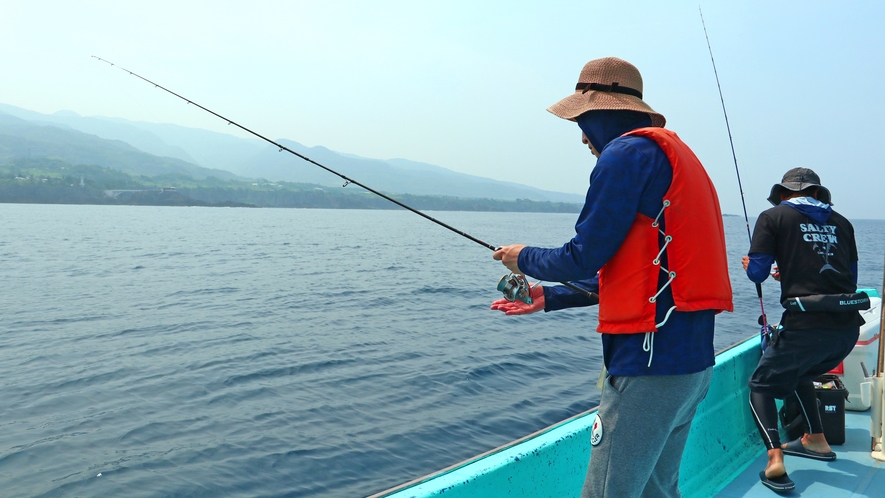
[699,9,773,344]
[92,56,597,304]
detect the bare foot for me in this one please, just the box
[765,448,786,478]
[783,433,832,455]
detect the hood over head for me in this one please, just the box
[576,110,652,153]
[782,196,832,225]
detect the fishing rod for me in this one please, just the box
[699,9,773,343]
[92,56,597,304]
[92,56,495,250]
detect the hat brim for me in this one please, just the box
[547,90,666,127]
[767,184,833,206]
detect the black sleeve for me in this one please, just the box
[847,220,858,263]
[749,210,777,257]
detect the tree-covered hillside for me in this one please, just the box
[0,104,587,204]
[0,113,241,181]
[0,158,582,213]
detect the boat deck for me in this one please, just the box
[716,410,885,497]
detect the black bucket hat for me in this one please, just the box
[767,167,832,206]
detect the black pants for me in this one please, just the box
[747,326,859,450]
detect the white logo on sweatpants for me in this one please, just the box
[591,415,603,446]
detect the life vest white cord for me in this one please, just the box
[644,199,678,368]
[656,305,677,328]
[651,199,670,228]
[643,306,677,368]
[648,271,677,303]
[653,235,673,266]
[643,332,655,367]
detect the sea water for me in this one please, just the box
[1,204,882,498]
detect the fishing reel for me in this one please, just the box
[758,314,781,352]
[497,273,533,305]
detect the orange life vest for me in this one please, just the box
[597,127,734,334]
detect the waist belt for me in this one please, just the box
[781,292,871,312]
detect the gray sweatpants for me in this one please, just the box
[581,368,713,498]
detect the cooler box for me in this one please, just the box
[815,375,847,445]
[779,375,847,445]
[830,293,881,411]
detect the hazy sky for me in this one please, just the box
[3,1,883,219]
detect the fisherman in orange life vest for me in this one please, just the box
[742,168,863,493]
[491,57,733,498]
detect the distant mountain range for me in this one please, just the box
[0,103,585,203]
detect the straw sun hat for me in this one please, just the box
[547,57,666,127]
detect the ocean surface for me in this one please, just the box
[1,204,883,498]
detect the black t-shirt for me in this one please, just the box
[750,204,862,330]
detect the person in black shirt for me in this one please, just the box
[741,167,862,492]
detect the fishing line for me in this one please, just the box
[92,56,596,302]
[699,9,772,342]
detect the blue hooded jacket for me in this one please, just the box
[517,111,716,376]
